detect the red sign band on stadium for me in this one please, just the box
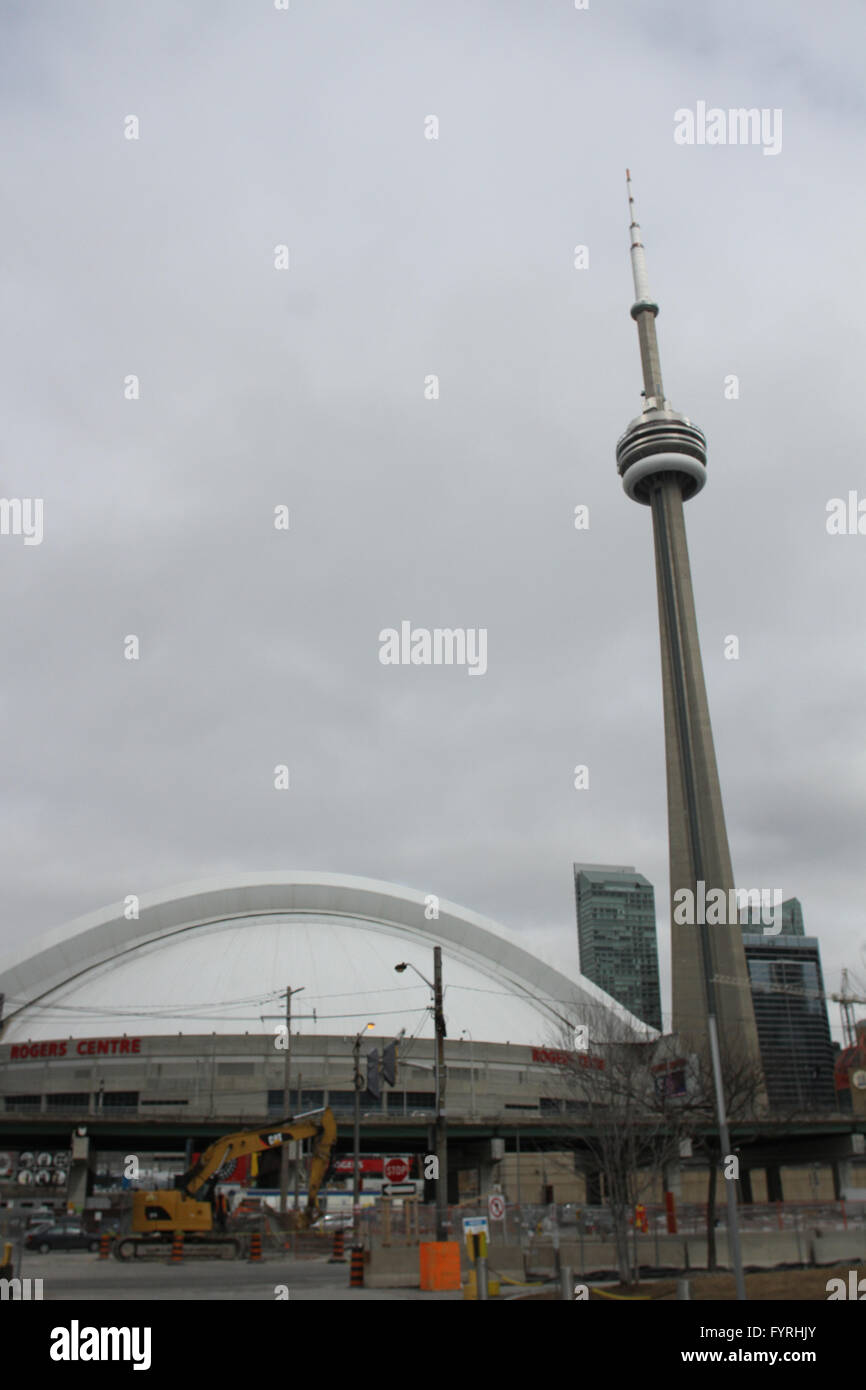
[9,1038,142,1061]
[531,1046,604,1069]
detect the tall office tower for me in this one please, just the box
[741,930,836,1113]
[573,864,661,1029]
[741,896,805,936]
[615,173,763,1078]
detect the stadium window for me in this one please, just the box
[3,1094,41,1111]
[268,1088,324,1112]
[403,1092,435,1111]
[324,1091,356,1113]
[101,1091,139,1110]
[46,1093,89,1110]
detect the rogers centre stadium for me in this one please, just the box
[0,872,651,1215]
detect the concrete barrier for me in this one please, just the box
[678,1233,804,1270]
[365,1246,420,1288]
[366,1226,853,1285]
[810,1232,866,1266]
[538,1230,816,1275]
[530,1239,619,1275]
[486,1244,526,1278]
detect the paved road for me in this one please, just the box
[13,1251,463,1301]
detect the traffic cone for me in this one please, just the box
[349,1245,364,1288]
[328,1229,345,1263]
[170,1232,184,1263]
[98,1232,111,1260]
[249,1230,263,1263]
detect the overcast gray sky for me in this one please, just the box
[2,0,864,1043]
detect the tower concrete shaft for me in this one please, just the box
[616,174,763,1080]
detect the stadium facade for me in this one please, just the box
[0,873,652,1208]
[2,873,863,1212]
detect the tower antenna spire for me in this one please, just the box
[626,168,654,308]
[624,169,664,403]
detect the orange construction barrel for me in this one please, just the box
[419,1241,461,1291]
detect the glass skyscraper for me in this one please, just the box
[573,863,662,1029]
[740,895,805,936]
[741,928,836,1113]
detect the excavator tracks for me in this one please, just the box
[114,1235,241,1261]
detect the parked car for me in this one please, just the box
[320,1213,352,1230]
[24,1220,54,1236]
[24,1222,100,1253]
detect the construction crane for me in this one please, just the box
[831,969,866,1048]
[712,968,866,1046]
[114,1107,337,1260]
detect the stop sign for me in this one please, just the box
[384,1157,409,1183]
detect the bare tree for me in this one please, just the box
[550,1003,767,1281]
[551,1006,683,1287]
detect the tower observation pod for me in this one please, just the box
[615,171,708,504]
[615,172,765,1094]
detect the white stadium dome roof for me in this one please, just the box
[0,873,655,1047]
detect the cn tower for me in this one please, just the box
[615,173,764,1087]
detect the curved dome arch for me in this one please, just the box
[0,872,655,1045]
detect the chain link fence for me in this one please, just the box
[350,1195,865,1250]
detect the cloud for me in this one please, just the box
[1,0,863,1044]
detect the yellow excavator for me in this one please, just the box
[114,1107,337,1260]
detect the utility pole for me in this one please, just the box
[278,986,305,1216]
[433,945,448,1242]
[515,1130,521,1209]
[394,953,448,1240]
[293,1071,302,1211]
[352,1033,362,1249]
[347,1022,376,1251]
[279,986,293,1216]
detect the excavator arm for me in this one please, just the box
[304,1110,337,1227]
[181,1107,337,1222]
[125,1108,338,1250]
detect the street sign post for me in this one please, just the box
[384,1157,409,1183]
[488,1193,505,1221]
[462,1215,489,1246]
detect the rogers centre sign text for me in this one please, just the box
[531,1047,604,1070]
[9,1037,142,1061]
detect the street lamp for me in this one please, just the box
[460,1029,476,1118]
[395,948,448,1241]
[352,1022,375,1251]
